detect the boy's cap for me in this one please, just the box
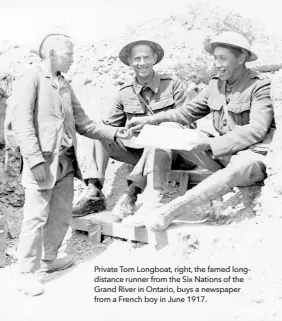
[30,29,71,58]
[38,33,71,59]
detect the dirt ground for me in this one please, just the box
[0,106,276,321]
[1,4,282,320]
[1,151,277,321]
[1,218,282,321]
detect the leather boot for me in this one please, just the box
[122,147,172,226]
[121,186,165,227]
[145,171,233,231]
[72,179,106,217]
[112,184,141,221]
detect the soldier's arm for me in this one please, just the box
[145,82,212,126]
[172,77,189,108]
[210,78,273,158]
[102,91,127,127]
[70,85,117,141]
[11,71,45,169]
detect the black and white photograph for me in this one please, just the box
[0,0,281,320]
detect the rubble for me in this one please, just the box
[0,1,280,240]
[0,3,282,318]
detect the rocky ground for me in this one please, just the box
[1,2,282,320]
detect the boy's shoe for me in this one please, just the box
[16,273,45,296]
[40,254,75,273]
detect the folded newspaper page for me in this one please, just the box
[133,124,203,150]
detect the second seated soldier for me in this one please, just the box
[126,31,275,231]
[72,40,196,221]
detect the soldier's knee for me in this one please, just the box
[224,158,266,187]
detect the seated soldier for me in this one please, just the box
[73,40,196,221]
[126,31,275,230]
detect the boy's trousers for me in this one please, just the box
[17,152,75,273]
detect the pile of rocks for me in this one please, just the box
[0,2,281,238]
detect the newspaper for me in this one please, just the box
[133,124,203,150]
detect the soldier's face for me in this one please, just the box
[213,46,243,82]
[128,44,157,79]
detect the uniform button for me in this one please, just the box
[222,119,227,126]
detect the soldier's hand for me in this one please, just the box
[31,162,48,182]
[116,128,134,140]
[188,137,212,153]
[189,142,211,153]
[185,131,212,153]
[126,116,153,132]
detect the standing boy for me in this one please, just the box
[11,33,129,296]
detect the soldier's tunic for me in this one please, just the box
[84,72,194,191]
[147,68,275,191]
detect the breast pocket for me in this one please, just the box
[151,95,175,113]
[227,101,251,113]
[227,101,251,125]
[124,103,145,120]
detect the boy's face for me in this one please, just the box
[52,42,74,74]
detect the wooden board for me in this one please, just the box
[169,169,211,186]
[71,169,213,245]
[0,230,5,267]
[179,172,189,196]
[71,211,218,246]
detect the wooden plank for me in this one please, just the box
[0,230,5,267]
[99,221,179,245]
[179,172,189,195]
[88,224,102,244]
[170,169,211,186]
[71,211,217,246]
[71,216,91,232]
[71,169,212,245]
[71,214,103,242]
[71,170,211,236]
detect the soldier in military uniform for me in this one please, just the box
[126,32,275,231]
[73,40,196,220]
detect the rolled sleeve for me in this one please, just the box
[27,154,46,169]
[70,85,117,141]
[210,78,273,158]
